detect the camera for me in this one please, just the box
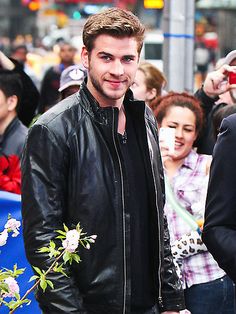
[159,127,175,154]
[228,72,236,85]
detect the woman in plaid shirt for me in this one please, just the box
[153,92,235,314]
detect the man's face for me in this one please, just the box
[81,34,140,107]
[12,48,27,64]
[59,44,76,64]
[0,90,14,122]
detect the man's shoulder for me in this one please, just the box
[224,112,236,124]
[220,112,236,134]
[5,117,28,138]
[35,93,82,129]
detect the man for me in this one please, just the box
[0,49,39,127]
[201,64,236,285]
[0,69,28,194]
[22,8,184,314]
[39,41,77,113]
[0,69,27,157]
[58,64,86,100]
[195,50,236,154]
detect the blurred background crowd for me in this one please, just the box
[0,0,235,94]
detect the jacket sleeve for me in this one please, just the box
[194,87,218,117]
[160,213,185,312]
[21,123,86,313]
[11,60,39,127]
[202,116,236,284]
[194,87,219,154]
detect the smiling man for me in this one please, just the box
[21,8,184,314]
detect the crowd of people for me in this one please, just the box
[1,6,236,314]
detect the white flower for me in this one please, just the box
[66,229,80,242]
[12,230,20,237]
[4,277,20,297]
[0,229,8,246]
[62,239,78,253]
[86,243,90,250]
[62,229,80,253]
[4,218,21,237]
[90,235,97,240]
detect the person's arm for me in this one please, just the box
[202,115,236,284]
[194,87,218,116]
[12,60,39,126]
[0,50,39,126]
[172,230,207,263]
[0,50,15,70]
[21,123,85,313]
[194,65,236,154]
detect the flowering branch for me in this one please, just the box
[0,219,97,313]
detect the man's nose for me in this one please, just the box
[111,60,125,76]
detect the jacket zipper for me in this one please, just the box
[112,108,127,314]
[147,133,163,308]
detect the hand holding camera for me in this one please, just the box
[159,127,176,164]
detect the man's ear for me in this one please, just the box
[81,46,89,69]
[7,95,18,112]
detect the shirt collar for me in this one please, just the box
[182,149,198,171]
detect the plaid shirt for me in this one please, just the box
[164,150,225,289]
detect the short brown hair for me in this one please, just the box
[154,92,204,136]
[82,8,145,54]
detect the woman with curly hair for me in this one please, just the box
[154,92,235,314]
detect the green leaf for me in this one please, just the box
[38,247,51,253]
[71,254,81,264]
[46,279,54,289]
[63,251,71,263]
[39,278,47,292]
[14,292,21,300]
[49,240,56,249]
[32,266,43,276]
[63,224,69,232]
[56,235,65,239]
[55,229,66,236]
[0,282,9,292]
[29,275,39,282]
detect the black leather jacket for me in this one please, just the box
[21,83,184,314]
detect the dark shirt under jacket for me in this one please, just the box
[118,108,155,313]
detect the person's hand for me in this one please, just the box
[202,64,236,98]
[159,140,176,165]
[0,51,15,70]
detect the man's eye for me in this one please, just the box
[123,57,133,62]
[101,56,111,61]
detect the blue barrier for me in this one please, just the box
[0,191,41,314]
